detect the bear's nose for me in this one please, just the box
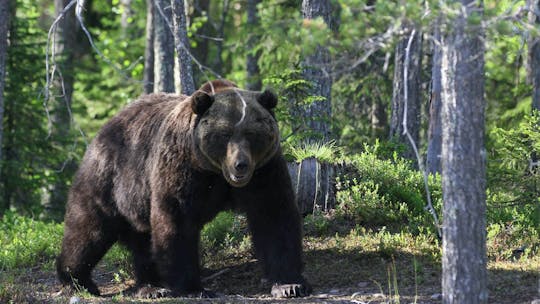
[234,160,249,174]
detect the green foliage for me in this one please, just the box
[2,0,56,214]
[0,212,63,270]
[201,211,246,250]
[485,113,540,258]
[73,0,147,138]
[335,142,442,235]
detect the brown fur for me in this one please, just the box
[57,80,310,298]
[198,79,238,94]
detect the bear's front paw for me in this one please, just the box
[133,285,174,299]
[271,283,311,298]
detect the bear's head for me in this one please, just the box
[191,81,280,187]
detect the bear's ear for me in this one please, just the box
[257,90,278,110]
[191,91,214,115]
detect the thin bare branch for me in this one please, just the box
[402,28,443,239]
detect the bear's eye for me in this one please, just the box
[209,131,231,142]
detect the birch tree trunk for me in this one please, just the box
[144,0,155,94]
[172,0,195,95]
[0,0,10,215]
[440,1,488,303]
[389,27,422,161]
[300,0,334,142]
[427,23,443,174]
[154,0,175,92]
[246,0,261,91]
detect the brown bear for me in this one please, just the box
[56,80,310,298]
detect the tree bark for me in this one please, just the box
[529,0,540,112]
[0,0,10,215]
[172,0,195,95]
[154,0,175,92]
[389,27,422,161]
[46,0,77,220]
[299,0,334,143]
[292,0,336,214]
[440,1,488,303]
[144,0,155,94]
[246,0,261,91]
[427,22,443,175]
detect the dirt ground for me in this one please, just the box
[3,245,539,304]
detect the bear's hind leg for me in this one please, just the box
[57,207,116,296]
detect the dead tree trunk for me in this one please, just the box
[246,0,262,91]
[143,0,154,94]
[172,0,195,95]
[287,159,335,216]
[154,0,175,92]
[389,26,422,162]
[0,0,10,215]
[426,22,443,175]
[46,0,78,220]
[440,1,488,303]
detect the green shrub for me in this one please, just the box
[0,212,63,270]
[335,142,442,235]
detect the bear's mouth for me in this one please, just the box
[222,168,253,187]
[227,172,251,187]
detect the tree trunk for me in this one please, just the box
[154,0,175,92]
[440,1,488,303]
[300,0,334,143]
[389,27,422,161]
[172,0,195,95]
[0,0,10,215]
[427,22,443,175]
[213,0,230,76]
[246,0,261,91]
[287,159,335,216]
[529,0,540,112]
[371,99,387,139]
[529,0,540,166]
[143,0,155,94]
[45,0,77,220]
[292,0,336,214]
[191,0,210,85]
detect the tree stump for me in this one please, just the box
[287,157,335,216]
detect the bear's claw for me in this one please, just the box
[271,283,310,298]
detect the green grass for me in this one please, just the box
[285,140,341,163]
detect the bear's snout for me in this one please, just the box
[223,140,254,187]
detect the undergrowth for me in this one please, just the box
[0,141,538,282]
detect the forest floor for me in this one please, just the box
[2,228,539,304]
